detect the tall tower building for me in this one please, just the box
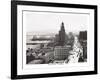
[58,22,66,46]
[54,22,70,60]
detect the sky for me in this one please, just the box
[23,11,89,35]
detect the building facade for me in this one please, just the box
[54,46,70,60]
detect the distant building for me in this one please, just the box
[79,31,87,40]
[53,22,70,60]
[79,31,87,61]
[54,46,70,60]
[58,22,66,46]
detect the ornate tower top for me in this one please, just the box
[61,22,64,26]
[58,22,66,46]
[61,22,65,32]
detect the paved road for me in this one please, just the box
[68,36,83,63]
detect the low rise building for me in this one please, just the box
[54,46,71,60]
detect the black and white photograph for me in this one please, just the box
[11,1,97,79]
[25,11,87,64]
